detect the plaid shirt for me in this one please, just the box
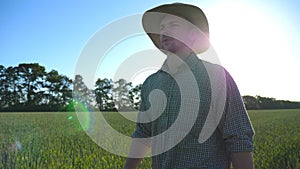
[132,53,254,169]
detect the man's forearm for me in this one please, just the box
[231,152,254,169]
[124,139,149,169]
[124,157,143,169]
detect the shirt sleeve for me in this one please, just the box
[218,69,255,153]
[131,78,152,147]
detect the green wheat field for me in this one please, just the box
[1,109,299,169]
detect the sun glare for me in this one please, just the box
[206,2,297,100]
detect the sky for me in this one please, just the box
[1,0,299,101]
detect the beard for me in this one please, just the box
[160,35,191,54]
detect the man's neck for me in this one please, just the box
[165,50,194,74]
[166,48,193,61]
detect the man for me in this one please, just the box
[124,3,254,169]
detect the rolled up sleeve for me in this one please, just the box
[219,70,255,153]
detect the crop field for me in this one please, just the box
[0,109,299,169]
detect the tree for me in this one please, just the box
[45,70,72,110]
[16,63,46,109]
[0,65,6,108]
[242,95,300,110]
[73,75,95,111]
[112,79,133,111]
[94,78,114,111]
[243,95,258,110]
[256,96,277,109]
[4,66,20,108]
[58,75,73,110]
[129,84,142,110]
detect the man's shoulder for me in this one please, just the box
[141,70,164,87]
[200,59,223,68]
[197,59,227,75]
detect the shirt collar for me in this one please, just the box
[161,53,199,74]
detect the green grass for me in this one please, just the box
[0,109,299,168]
[250,109,300,168]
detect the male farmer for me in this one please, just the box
[124,3,254,169]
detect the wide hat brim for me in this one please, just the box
[142,3,210,54]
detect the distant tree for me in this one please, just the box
[94,78,114,111]
[113,79,133,111]
[5,66,21,108]
[58,75,73,109]
[0,65,6,108]
[129,84,142,110]
[45,70,72,110]
[73,75,95,111]
[256,96,277,109]
[16,63,46,109]
[243,95,258,109]
[242,95,300,110]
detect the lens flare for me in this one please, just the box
[74,101,91,131]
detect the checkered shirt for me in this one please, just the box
[132,53,255,169]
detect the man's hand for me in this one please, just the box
[124,139,149,169]
[231,152,254,169]
[124,157,143,169]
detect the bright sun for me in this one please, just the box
[205,2,298,101]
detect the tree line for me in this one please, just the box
[0,63,141,112]
[243,95,300,110]
[0,63,299,112]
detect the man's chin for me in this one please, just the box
[161,46,177,54]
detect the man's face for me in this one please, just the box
[159,15,194,53]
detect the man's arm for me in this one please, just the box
[231,152,254,169]
[124,158,143,169]
[219,70,255,169]
[124,139,149,169]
